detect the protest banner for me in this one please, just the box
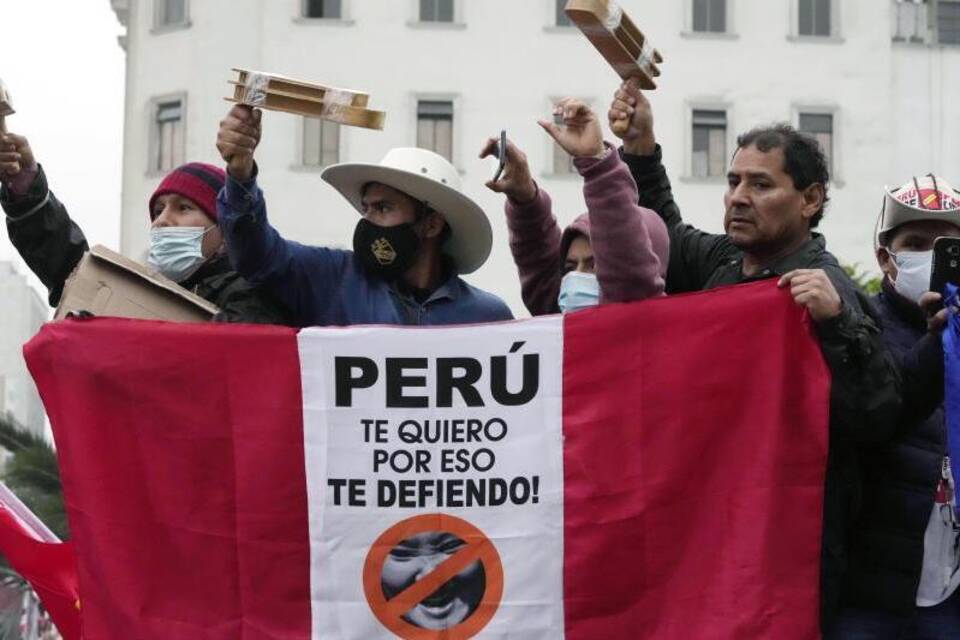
[25,281,829,639]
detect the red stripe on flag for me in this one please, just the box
[25,318,311,640]
[0,509,80,639]
[562,281,829,639]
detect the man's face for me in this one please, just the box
[360,182,446,243]
[151,193,223,258]
[360,183,420,227]
[723,145,820,255]
[877,219,960,281]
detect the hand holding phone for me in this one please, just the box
[929,236,960,297]
[491,129,507,182]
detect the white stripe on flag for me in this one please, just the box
[299,317,565,639]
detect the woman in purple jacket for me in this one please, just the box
[481,98,669,315]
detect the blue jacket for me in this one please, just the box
[842,277,946,615]
[217,174,513,327]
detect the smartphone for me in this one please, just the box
[492,130,506,182]
[929,236,960,296]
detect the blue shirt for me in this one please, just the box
[217,175,514,327]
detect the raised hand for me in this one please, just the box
[608,77,656,156]
[479,136,538,204]
[0,132,35,180]
[537,98,605,159]
[216,105,262,182]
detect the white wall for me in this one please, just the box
[0,263,48,435]
[115,0,960,314]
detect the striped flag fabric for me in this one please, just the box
[0,482,80,639]
[25,280,829,639]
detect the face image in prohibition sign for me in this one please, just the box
[363,514,504,639]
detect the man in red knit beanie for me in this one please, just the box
[0,132,290,323]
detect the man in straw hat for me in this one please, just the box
[828,175,960,638]
[216,105,511,327]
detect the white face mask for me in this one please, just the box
[147,226,213,282]
[558,271,600,314]
[890,250,933,304]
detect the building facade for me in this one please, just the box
[0,262,48,435]
[109,0,960,314]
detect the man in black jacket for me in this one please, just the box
[0,132,290,324]
[608,80,902,630]
[829,175,960,638]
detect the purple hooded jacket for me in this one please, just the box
[505,143,669,315]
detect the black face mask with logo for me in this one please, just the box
[352,218,421,280]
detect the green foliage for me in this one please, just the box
[0,418,65,636]
[843,263,883,296]
[0,417,67,540]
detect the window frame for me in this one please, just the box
[689,107,729,181]
[683,0,737,38]
[788,0,843,42]
[794,104,841,185]
[152,0,190,32]
[892,0,930,43]
[682,102,730,182]
[413,94,460,168]
[147,92,187,176]
[692,0,727,34]
[554,0,573,27]
[410,0,463,27]
[298,117,342,169]
[296,0,353,23]
[935,0,960,45]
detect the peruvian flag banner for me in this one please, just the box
[25,281,828,639]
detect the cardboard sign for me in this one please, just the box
[225,69,386,130]
[55,245,219,322]
[564,0,664,89]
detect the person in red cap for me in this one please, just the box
[0,131,290,323]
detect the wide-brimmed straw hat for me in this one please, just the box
[321,148,492,274]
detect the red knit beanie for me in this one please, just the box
[148,163,226,222]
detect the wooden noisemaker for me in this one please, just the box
[564,0,664,89]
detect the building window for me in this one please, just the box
[155,0,188,28]
[420,0,454,22]
[555,0,572,26]
[302,118,340,167]
[798,0,831,36]
[553,140,576,175]
[693,0,726,33]
[798,112,834,173]
[894,0,929,43]
[417,101,454,162]
[153,99,184,173]
[691,109,727,178]
[938,0,960,44]
[302,0,341,18]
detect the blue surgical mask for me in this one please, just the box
[558,271,600,314]
[890,250,933,304]
[147,226,213,282]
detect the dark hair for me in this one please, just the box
[414,202,453,246]
[735,124,830,228]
